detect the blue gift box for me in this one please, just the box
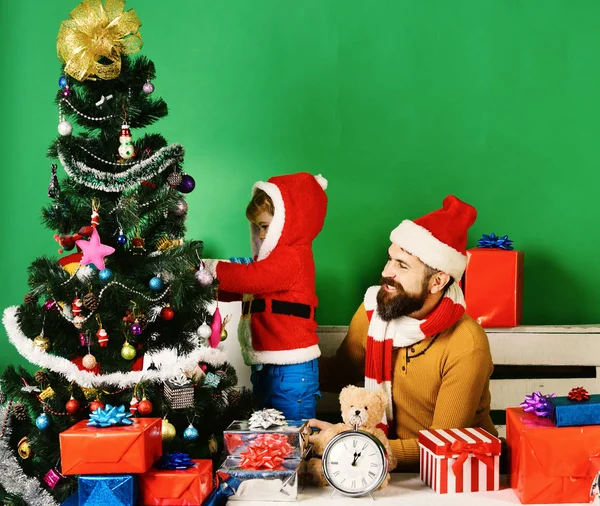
[78,474,137,506]
[547,393,600,427]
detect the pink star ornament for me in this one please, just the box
[75,228,115,271]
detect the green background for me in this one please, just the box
[1,0,599,368]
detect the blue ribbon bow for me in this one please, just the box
[477,233,514,250]
[87,404,133,427]
[155,452,196,470]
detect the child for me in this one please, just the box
[208,172,328,420]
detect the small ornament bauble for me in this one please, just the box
[137,397,153,416]
[33,332,51,352]
[34,370,49,385]
[58,120,72,136]
[162,419,176,441]
[208,434,218,454]
[121,342,136,360]
[43,468,63,490]
[167,171,183,188]
[62,86,72,97]
[129,395,139,414]
[149,276,164,291]
[143,80,155,94]
[177,174,196,194]
[183,424,199,441]
[18,436,31,459]
[99,268,113,282]
[82,353,97,369]
[131,321,143,335]
[12,403,28,421]
[73,315,85,329]
[117,233,127,245]
[79,331,91,347]
[118,123,134,160]
[220,328,228,341]
[66,397,80,414]
[36,413,50,430]
[171,197,188,216]
[160,305,175,321]
[197,323,212,340]
[97,328,109,347]
[83,292,99,311]
[195,269,214,287]
[24,293,38,305]
[90,400,105,412]
[58,76,67,88]
[72,298,83,315]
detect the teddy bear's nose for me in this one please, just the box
[355,410,361,416]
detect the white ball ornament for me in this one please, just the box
[58,120,72,136]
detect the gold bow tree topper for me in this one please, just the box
[57,0,143,81]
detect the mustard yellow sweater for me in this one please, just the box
[319,303,497,471]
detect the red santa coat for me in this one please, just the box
[215,172,328,365]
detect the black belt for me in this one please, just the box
[242,299,315,320]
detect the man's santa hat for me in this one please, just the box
[390,195,477,281]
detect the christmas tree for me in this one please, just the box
[0,1,250,503]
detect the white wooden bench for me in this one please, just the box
[316,325,600,437]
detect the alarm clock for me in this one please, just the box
[321,429,389,497]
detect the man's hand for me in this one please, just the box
[307,418,333,444]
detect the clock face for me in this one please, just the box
[322,430,388,496]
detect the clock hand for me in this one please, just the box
[351,451,362,467]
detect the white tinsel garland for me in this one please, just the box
[0,405,59,506]
[57,143,184,192]
[3,306,227,388]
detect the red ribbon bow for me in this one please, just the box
[239,434,293,470]
[568,387,590,402]
[448,440,495,478]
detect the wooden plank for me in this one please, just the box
[317,326,600,366]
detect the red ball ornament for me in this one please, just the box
[66,397,80,414]
[160,305,175,321]
[137,397,153,416]
[89,400,105,412]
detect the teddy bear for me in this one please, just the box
[307,385,398,488]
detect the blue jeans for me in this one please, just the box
[251,359,320,420]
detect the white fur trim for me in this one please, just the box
[252,181,285,260]
[390,220,467,280]
[250,345,321,365]
[3,306,227,388]
[314,174,328,191]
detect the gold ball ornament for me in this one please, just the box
[18,436,31,459]
[82,353,97,370]
[208,434,218,454]
[33,332,51,352]
[121,342,136,360]
[162,419,176,441]
[220,328,228,341]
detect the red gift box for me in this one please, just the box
[506,407,600,504]
[418,427,501,494]
[464,249,523,327]
[59,418,162,475]
[139,460,213,506]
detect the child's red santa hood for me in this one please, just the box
[251,172,328,260]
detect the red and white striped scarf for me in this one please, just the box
[363,283,466,434]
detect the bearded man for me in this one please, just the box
[312,195,497,471]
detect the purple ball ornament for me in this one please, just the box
[131,321,143,335]
[177,174,196,194]
[62,86,72,97]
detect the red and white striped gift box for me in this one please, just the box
[418,427,501,494]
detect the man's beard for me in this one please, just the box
[376,276,429,322]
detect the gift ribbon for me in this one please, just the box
[239,433,293,470]
[448,440,495,480]
[477,233,514,250]
[520,391,555,418]
[202,474,241,506]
